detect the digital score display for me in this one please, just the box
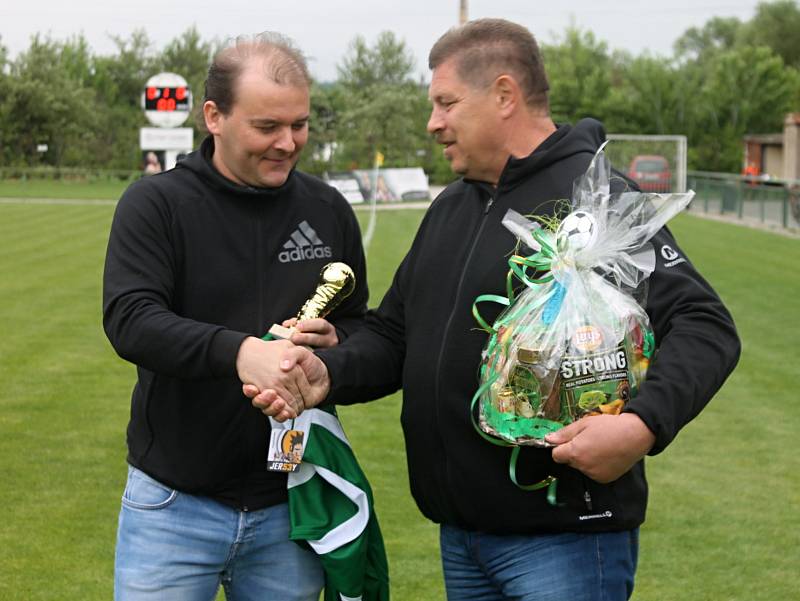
[145,87,190,112]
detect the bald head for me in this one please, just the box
[204,32,311,116]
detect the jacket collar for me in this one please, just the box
[464,118,606,194]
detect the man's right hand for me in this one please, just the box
[236,337,314,421]
[242,345,331,422]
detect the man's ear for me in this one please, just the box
[493,74,521,118]
[203,100,223,135]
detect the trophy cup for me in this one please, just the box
[265,262,356,341]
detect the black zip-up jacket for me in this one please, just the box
[318,119,740,534]
[103,137,368,510]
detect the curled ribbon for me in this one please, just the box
[470,234,562,497]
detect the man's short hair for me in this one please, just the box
[204,32,311,115]
[428,18,549,110]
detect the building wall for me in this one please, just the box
[764,145,784,179]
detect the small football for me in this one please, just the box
[556,210,598,251]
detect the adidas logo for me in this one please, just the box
[278,220,333,263]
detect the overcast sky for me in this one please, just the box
[1,1,763,82]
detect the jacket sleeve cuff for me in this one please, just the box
[623,403,671,456]
[315,348,344,406]
[208,329,251,378]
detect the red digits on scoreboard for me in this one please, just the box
[156,98,177,111]
[176,87,186,100]
[147,87,158,100]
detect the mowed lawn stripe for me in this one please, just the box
[0,204,797,600]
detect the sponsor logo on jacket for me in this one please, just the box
[278,221,333,263]
[660,244,686,268]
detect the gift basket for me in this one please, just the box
[471,143,694,497]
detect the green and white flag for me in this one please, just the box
[274,408,390,601]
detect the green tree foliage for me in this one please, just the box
[0,37,10,163]
[691,45,799,170]
[89,31,156,168]
[673,16,743,60]
[1,3,799,176]
[156,26,218,141]
[741,0,800,68]
[542,27,616,123]
[298,82,345,174]
[546,4,800,172]
[2,35,98,166]
[330,32,436,173]
[603,55,691,136]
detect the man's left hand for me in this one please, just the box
[545,413,656,483]
[281,317,339,348]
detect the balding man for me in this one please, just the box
[250,19,740,601]
[103,32,368,600]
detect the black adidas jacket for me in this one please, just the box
[317,119,740,534]
[103,136,368,510]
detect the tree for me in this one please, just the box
[0,37,11,165]
[89,30,156,169]
[673,16,743,60]
[691,45,800,170]
[157,26,218,141]
[542,27,617,124]
[603,55,693,136]
[298,83,345,175]
[741,0,800,68]
[2,35,98,166]
[331,32,433,172]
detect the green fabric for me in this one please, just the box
[286,408,390,601]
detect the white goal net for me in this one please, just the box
[605,134,688,194]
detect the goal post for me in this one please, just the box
[605,134,688,193]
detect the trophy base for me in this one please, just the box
[267,324,296,340]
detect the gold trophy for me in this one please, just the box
[266,262,356,340]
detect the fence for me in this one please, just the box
[687,171,800,230]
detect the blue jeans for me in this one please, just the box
[440,524,638,601]
[114,466,323,601]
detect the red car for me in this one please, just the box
[627,155,671,193]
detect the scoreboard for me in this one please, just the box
[142,72,192,128]
[144,86,190,112]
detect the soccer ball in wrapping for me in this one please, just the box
[556,210,598,251]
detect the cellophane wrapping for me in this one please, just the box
[476,145,694,446]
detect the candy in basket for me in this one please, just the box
[472,144,695,453]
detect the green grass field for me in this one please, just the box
[0,178,133,200]
[0,197,797,600]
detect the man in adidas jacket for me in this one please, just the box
[248,19,740,601]
[103,33,367,600]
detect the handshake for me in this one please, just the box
[236,318,334,422]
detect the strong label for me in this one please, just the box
[559,345,631,418]
[560,349,627,381]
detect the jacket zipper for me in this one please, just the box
[582,476,594,511]
[432,191,495,510]
[256,205,265,333]
[241,204,266,510]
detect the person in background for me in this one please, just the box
[142,151,162,175]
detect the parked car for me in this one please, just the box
[627,155,671,192]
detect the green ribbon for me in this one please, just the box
[470,234,564,504]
